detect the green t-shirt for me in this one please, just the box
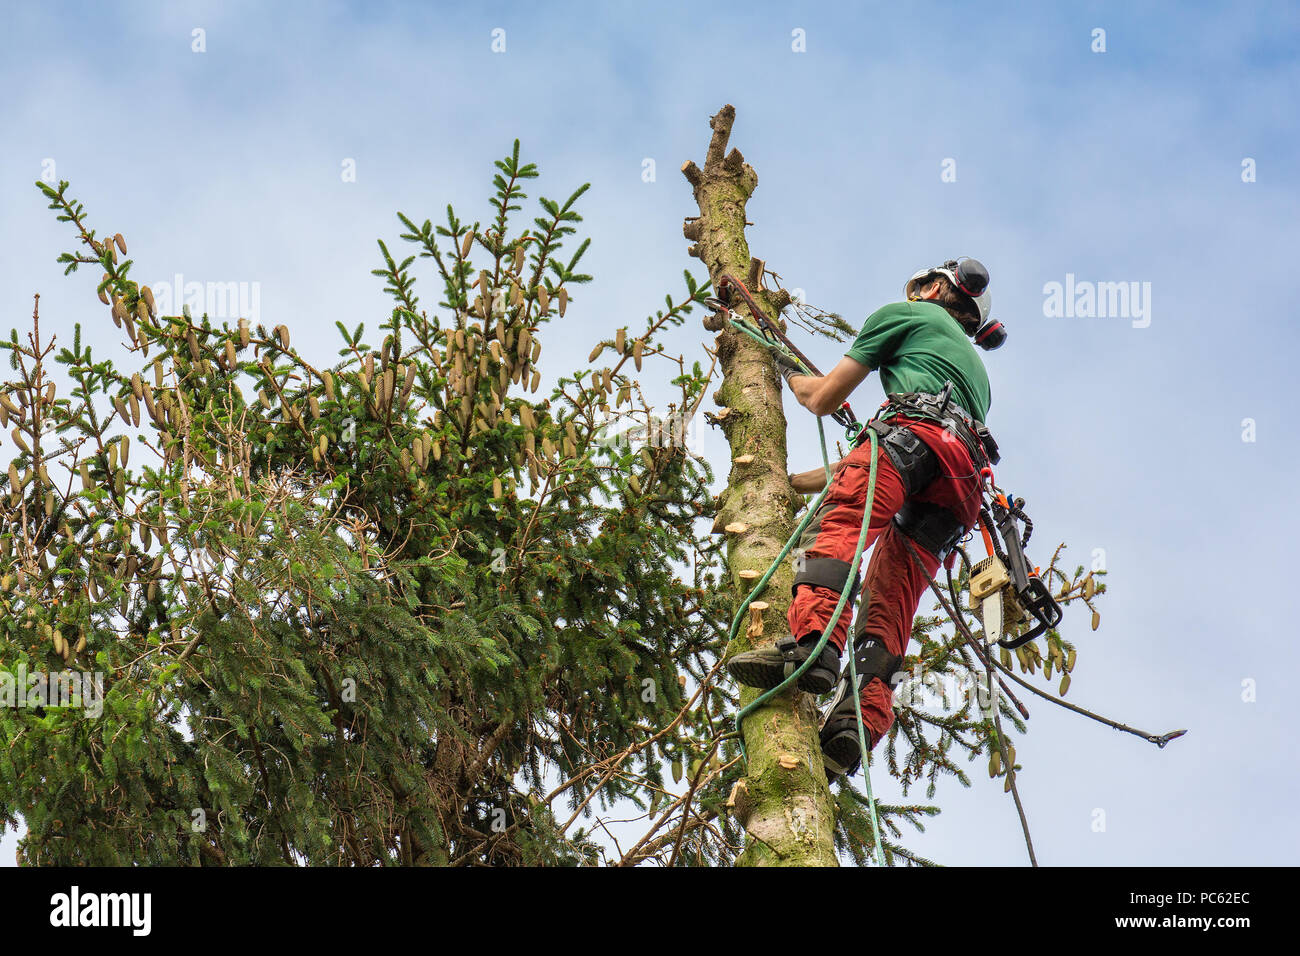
[845,300,991,422]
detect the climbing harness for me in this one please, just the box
[867,383,1001,469]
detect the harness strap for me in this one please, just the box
[870,386,1001,467]
[851,637,903,688]
[793,556,861,606]
[869,422,940,496]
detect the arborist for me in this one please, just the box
[726,258,1006,777]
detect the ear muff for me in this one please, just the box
[973,318,1007,351]
[952,258,990,298]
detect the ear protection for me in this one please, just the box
[971,316,1006,351]
[906,257,1007,350]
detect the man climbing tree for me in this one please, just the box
[686,102,1178,867]
[727,259,1006,777]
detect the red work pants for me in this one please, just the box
[787,416,983,746]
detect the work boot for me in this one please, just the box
[819,676,872,778]
[726,633,841,696]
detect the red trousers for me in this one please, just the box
[787,416,983,746]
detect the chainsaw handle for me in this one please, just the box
[996,576,1063,649]
[998,626,1044,651]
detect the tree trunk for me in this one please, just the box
[682,105,838,867]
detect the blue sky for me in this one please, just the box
[2,0,1298,866]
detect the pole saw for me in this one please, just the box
[705,273,862,439]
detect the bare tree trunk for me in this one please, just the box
[682,105,837,867]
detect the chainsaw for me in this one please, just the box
[967,491,1062,649]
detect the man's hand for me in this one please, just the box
[789,458,848,494]
[770,347,804,384]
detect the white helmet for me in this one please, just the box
[905,257,992,326]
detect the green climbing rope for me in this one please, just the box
[720,317,888,865]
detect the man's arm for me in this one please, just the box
[789,458,848,493]
[785,355,872,417]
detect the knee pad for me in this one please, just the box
[792,555,861,605]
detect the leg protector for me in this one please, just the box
[792,555,860,606]
[819,637,903,777]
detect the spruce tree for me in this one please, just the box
[0,145,734,865]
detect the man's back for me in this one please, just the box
[844,300,991,422]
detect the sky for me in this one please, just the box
[1,0,1298,867]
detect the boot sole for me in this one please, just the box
[727,658,838,696]
[821,727,864,778]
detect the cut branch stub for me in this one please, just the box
[727,779,753,827]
